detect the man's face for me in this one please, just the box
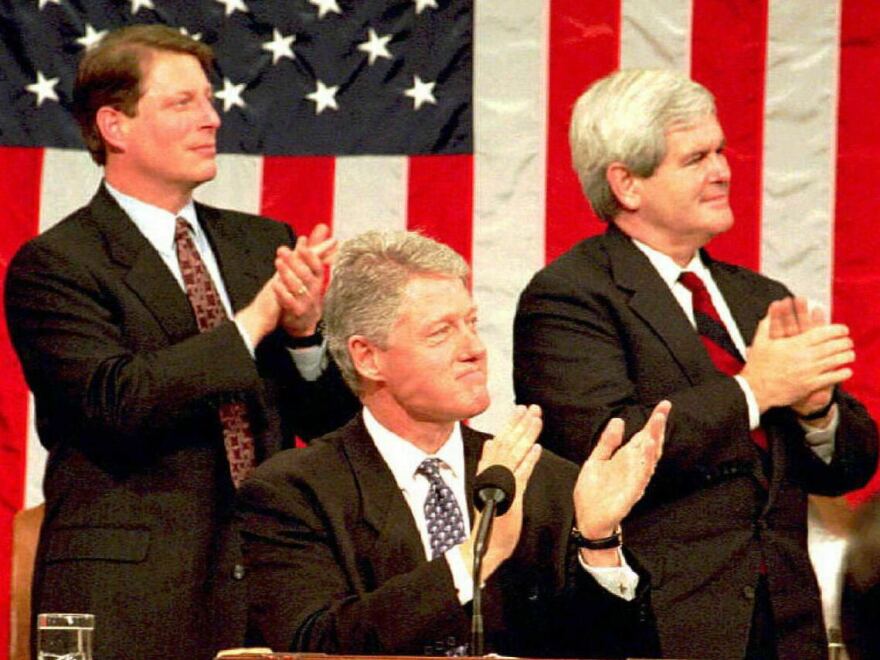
[635,113,733,254]
[371,274,489,425]
[114,50,220,195]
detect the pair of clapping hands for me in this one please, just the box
[236,224,336,346]
[459,400,671,579]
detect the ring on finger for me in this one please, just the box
[297,284,308,296]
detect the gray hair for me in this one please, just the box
[569,69,716,221]
[323,230,470,395]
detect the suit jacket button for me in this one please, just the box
[233,563,245,580]
[742,585,756,600]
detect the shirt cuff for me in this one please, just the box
[733,374,761,430]
[445,546,475,605]
[233,318,256,359]
[800,404,839,464]
[287,341,328,381]
[578,548,639,601]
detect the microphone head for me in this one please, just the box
[472,465,516,515]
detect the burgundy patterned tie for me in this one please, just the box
[679,271,768,452]
[175,217,256,487]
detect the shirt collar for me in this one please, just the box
[363,407,466,492]
[104,180,200,259]
[631,237,709,286]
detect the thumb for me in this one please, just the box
[589,417,624,462]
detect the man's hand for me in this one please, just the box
[459,404,543,583]
[765,297,839,423]
[234,273,283,347]
[741,297,853,416]
[273,224,337,338]
[573,400,670,567]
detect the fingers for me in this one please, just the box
[589,417,624,462]
[307,223,331,246]
[479,404,542,475]
[767,299,790,339]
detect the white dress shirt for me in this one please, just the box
[105,181,324,379]
[363,406,639,603]
[632,238,837,462]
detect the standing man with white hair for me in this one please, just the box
[514,69,878,659]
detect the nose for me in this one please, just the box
[201,95,221,129]
[709,151,730,182]
[460,323,487,362]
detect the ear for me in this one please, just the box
[348,335,384,386]
[95,106,131,153]
[606,162,643,213]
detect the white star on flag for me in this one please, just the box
[76,24,108,51]
[179,27,203,41]
[215,0,249,17]
[357,28,392,66]
[262,28,296,65]
[26,71,59,107]
[130,0,154,14]
[38,0,61,9]
[215,78,247,112]
[404,75,436,110]
[308,0,342,19]
[306,80,339,114]
[412,0,438,14]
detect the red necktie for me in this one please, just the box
[175,218,256,487]
[679,271,768,452]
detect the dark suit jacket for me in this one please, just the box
[513,225,878,659]
[3,186,359,660]
[237,414,659,658]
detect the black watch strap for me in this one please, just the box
[798,387,837,421]
[571,526,622,550]
[285,321,324,349]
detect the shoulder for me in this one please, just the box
[706,253,791,300]
[196,203,295,242]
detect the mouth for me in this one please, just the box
[192,144,217,157]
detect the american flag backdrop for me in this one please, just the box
[2,0,880,654]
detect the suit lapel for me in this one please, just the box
[87,186,198,343]
[603,226,720,385]
[342,416,428,584]
[197,204,264,313]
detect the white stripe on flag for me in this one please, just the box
[762,0,841,311]
[471,0,548,431]
[620,0,692,71]
[41,148,102,230]
[332,155,408,242]
[195,153,263,214]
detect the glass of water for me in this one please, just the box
[37,613,94,660]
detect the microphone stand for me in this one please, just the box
[470,498,497,657]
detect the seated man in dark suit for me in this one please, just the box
[238,229,671,657]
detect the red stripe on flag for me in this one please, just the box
[835,2,880,503]
[691,0,767,271]
[0,146,43,656]
[407,154,473,265]
[260,156,336,237]
[545,0,620,262]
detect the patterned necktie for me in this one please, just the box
[417,458,467,559]
[175,217,256,487]
[679,271,768,451]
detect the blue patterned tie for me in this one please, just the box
[417,458,467,559]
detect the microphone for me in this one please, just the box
[470,465,516,656]
[472,464,516,516]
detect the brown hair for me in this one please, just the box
[72,24,214,165]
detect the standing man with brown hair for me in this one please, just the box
[514,69,878,659]
[4,25,357,659]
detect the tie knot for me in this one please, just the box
[417,458,443,481]
[678,270,707,295]
[174,217,193,242]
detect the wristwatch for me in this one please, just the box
[570,525,622,550]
